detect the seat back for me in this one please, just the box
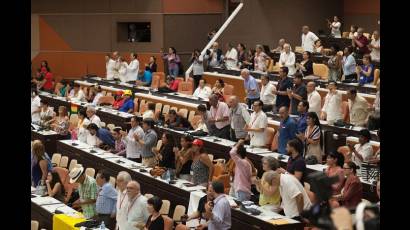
[178,108,188,119]
[341,101,350,123]
[265,127,275,148]
[109,176,116,187]
[313,63,329,80]
[342,31,350,38]
[295,46,304,53]
[188,110,196,123]
[160,200,171,215]
[51,153,62,167]
[106,123,116,131]
[85,167,96,178]
[98,96,115,106]
[145,193,154,199]
[190,115,202,129]
[133,98,139,112]
[172,205,186,221]
[155,103,163,114]
[373,69,380,85]
[270,131,279,151]
[150,74,161,89]
[31,220,39,230]
[68,159,77,171]
[59,156,69,168]
[213,174,230,194]
[178,81,193,95]
[162,104,170,115]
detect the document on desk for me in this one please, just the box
[32,196,62,206]
[246,147,272,154]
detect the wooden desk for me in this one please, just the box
[56,140,304,230]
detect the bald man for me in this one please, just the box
[352,27,370,56]
[306,81,322,117]
[124,181,149,230]
[241,68,260,109]
[301,26,318,52]
[228,96,251,141]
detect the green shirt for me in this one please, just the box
[79,175,97,218]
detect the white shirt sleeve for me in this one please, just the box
[285,52,295,67]
[193,88,200,97]
[311,32,319,42]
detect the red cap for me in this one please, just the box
[116,90,124,96]
[192,139,204,147]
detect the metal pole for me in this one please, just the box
[185,2,244,81]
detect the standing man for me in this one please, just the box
[288,73,307,115]
[115,171,132,230]
[69,166,97,219]
[347,88,369,127]
[227,96,250,142]
[245,100,268,147]
[241,68,260,109]
[278,106,297,154]
[274,67,293,112]
[321,81,342,125]
[124,180,149,230]
[306,82,322,117]
[127,53,139,82]
[200,181,232,230]
[134,118,157,167]
[95,170,117,229]
[352,27,370,57]
[86,106,101,127]
[301,26,319,53]
[106,53,116,81]
[208,94,230,139]
[229,140,253,201]
[112,51,120,80]
[224,42,238,69]
[121,116,145,163]
[259,75,277,112]
[31,89,41,123]
[296,100,309,135]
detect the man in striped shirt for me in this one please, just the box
[95,170,117,229]
[69,166,97,219]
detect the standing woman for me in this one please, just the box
[191,139,213,186]
[154,132,176,171]
[328,16,342,38]
[327,44,342,82]
[118,56,128,83]
[175,135,194,181]
[296,51,313,76]
[45,171,65,202]
[325,151,345,195]
[31,140,49,187]
[243,48,255,71]
[211,79,225,101]
[127,53,139,82]
[237,43,248,69]
[76,108,91,144]
[191,49,204,89]
[147,56,157,73]
[144,196,164,230]
[254,44,270,72]
[161,47,181,78]
[297,112,323,162]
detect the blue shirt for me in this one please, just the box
[296,113,307,134]
[96,128,115,147]
[96,182,117,215]
[343,54,356,76]
[244,75,260,99]
[119,98,134,112]
[359,64,374,85]
[278,116,297,154]
[142,70,152,86]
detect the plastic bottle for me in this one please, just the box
[100,221,105,230]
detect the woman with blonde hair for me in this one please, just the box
[31,140,50,187]
[49,106,70,137]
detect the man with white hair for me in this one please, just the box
[301,26,319,53]
[112,51,120,80]
[241,68,260,109]
[279,44,296,76]
[86,106,101,128]
[116,171,132,230]
[306,81,322,117]
[124,180,149,230]
[227,95,250,142]
[205,42,223,68]
[272,38,286,53]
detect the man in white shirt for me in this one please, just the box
[369,30,380,62]
[328,16,342,38]
[127,53,139,82]
[263,171,311,219]
[260,75,276,112]
[224,43,238,70]
[124,180,149,230]
[121,116,145,163]
[105,54,116,80]
[306,82,322,117]
[321,81,342,125]
[245,100,268,147]
[116,171,132,230]
[193,79,212,99]
[31,89,41,123]
[347,88,369,127]
[279,44,296,76]
[348,129,374,169]
[112,51,121,80]
[301,26,319,53]
[86,106,101,128]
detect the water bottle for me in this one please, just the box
[166,170,171,182]
[100,221,106,230]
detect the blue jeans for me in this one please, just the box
[236,190,251,201]
[169,67,179,77]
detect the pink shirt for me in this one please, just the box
[209,101,230,129]
[230,147,252,194]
